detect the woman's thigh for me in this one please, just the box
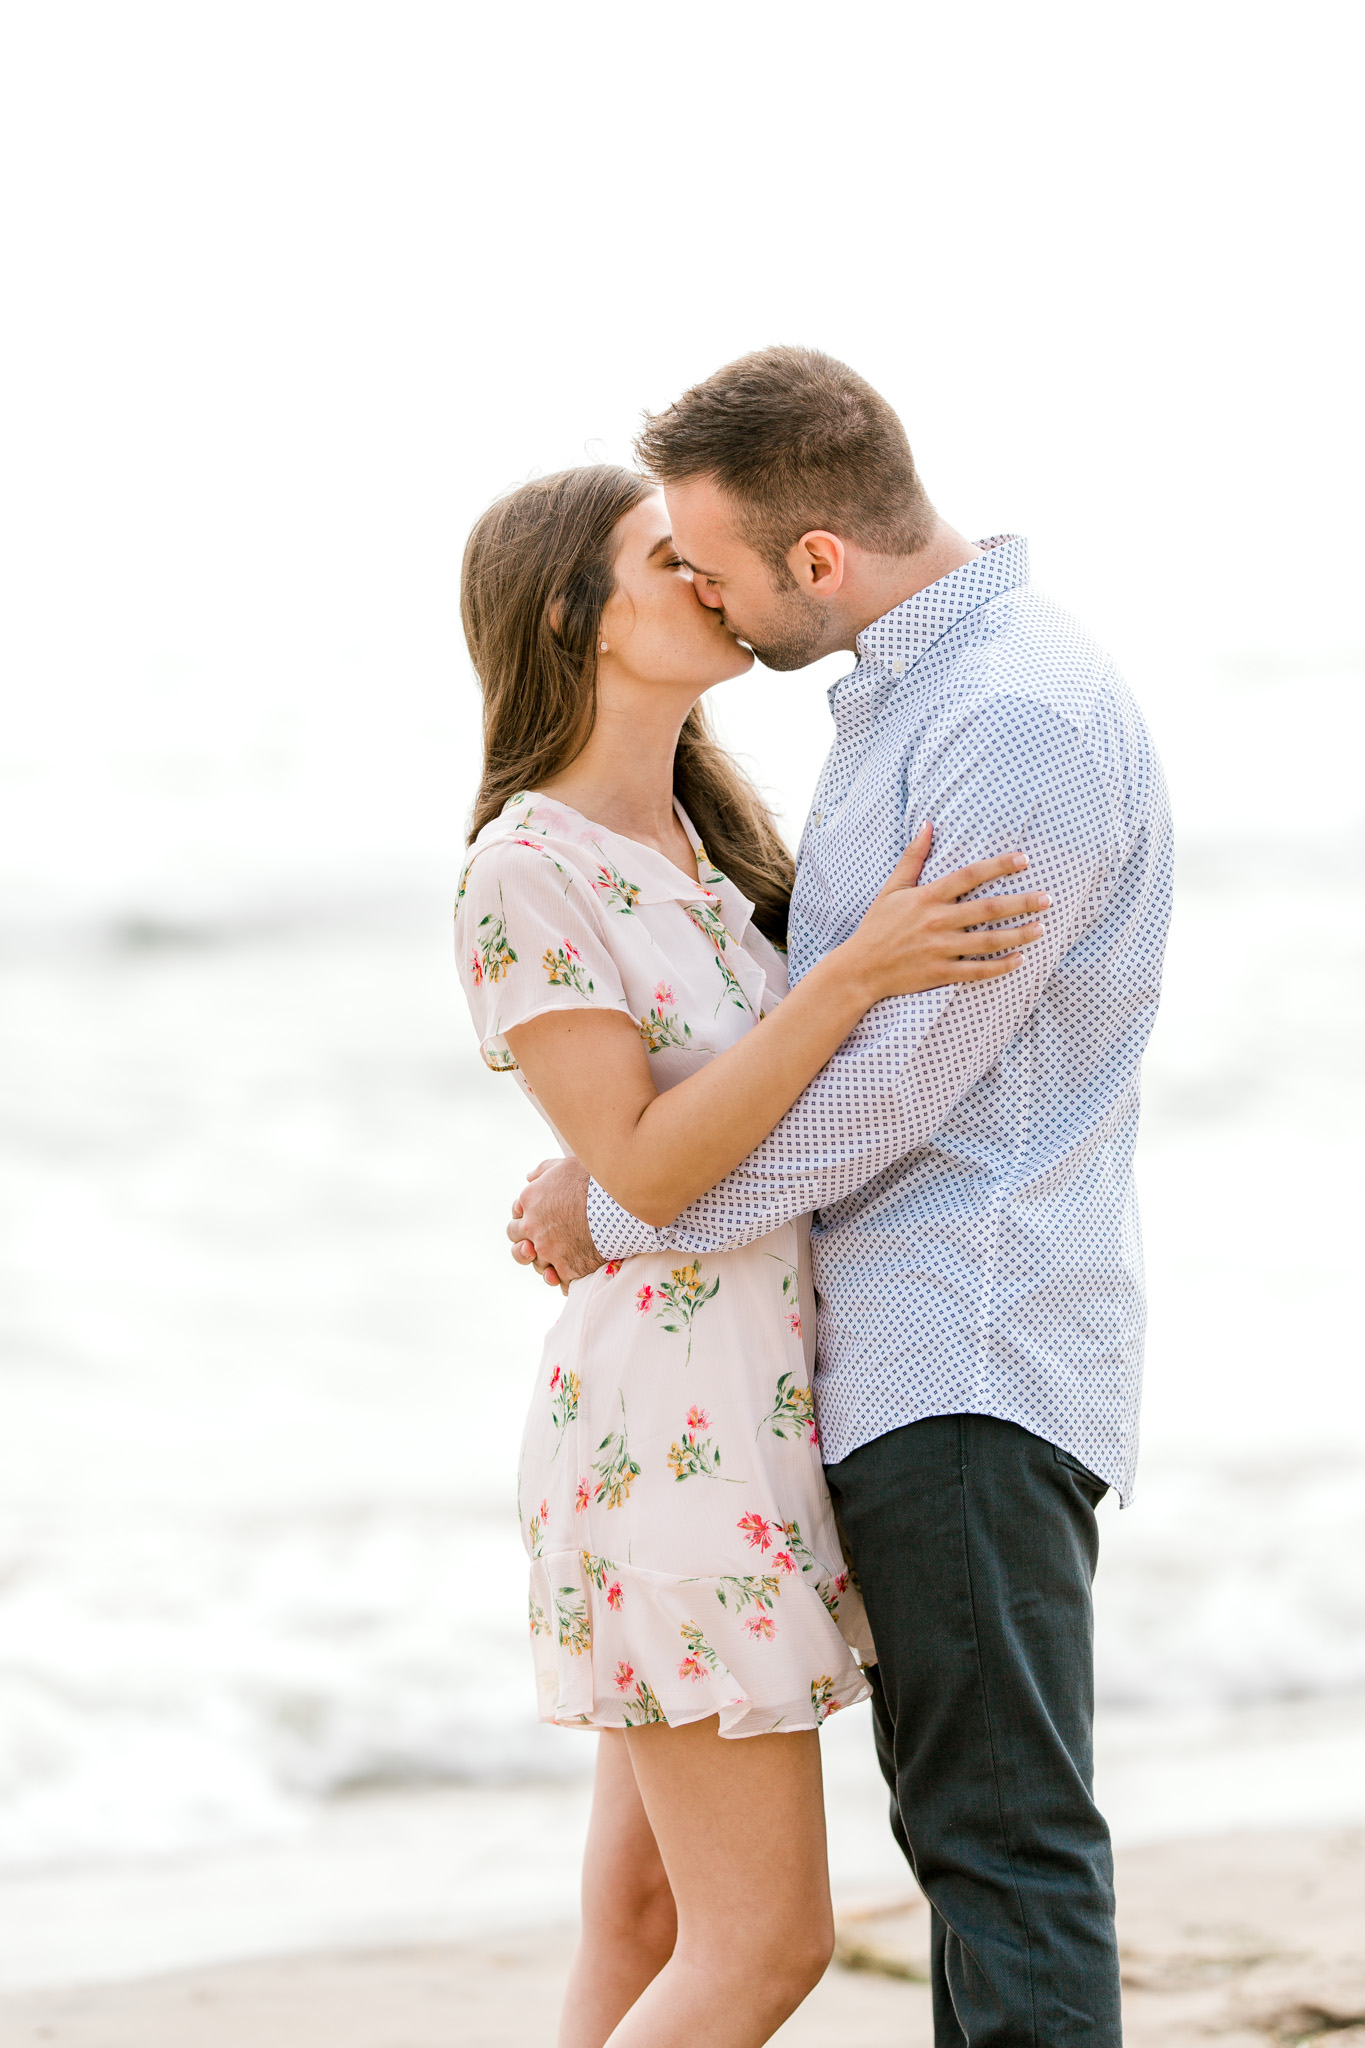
[623,1716,832,1956]
[579,1730,675,1934]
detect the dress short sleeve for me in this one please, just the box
[455,841,632,1071]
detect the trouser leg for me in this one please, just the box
[825,1413,1121,2048]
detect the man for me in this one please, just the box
[509,345,1172,2045]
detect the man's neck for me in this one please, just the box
[839,523,982,648]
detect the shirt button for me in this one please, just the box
[811,808,823,828]
[891,656,907,679]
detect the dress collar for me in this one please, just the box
[487,789,757,944]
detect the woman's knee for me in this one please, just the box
[583,1858,677,1961]
[686,1901,834,2008]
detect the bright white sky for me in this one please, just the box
[1,1,1361,923]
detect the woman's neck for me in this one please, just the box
[539,695,698,868]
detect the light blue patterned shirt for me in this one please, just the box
[587,538,1172,1501]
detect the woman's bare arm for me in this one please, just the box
[503,837,1048,1228]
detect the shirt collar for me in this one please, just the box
[851,534,1030,682]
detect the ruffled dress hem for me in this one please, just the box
[527,1549,873,1738]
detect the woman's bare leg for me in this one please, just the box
[605,1716,834,2047]
[558,1732,679,2048]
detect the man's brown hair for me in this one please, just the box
[634,346,935,574]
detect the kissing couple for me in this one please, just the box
[455,346,1172,2047]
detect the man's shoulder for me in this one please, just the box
[938,587,1156,766]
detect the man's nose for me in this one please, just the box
[692,579,723,610]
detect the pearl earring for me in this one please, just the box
[599,640,608,652]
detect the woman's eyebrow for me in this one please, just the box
[646,534,676,561]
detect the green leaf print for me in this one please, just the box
[694,842,728,891]
[592,856,642,914]
[643,1262,719,1365]
[684,899,732,951]
[810,1675,841,1724]
[593,1394,641,1509]
[527,1496,549,1558]
[637,1006,693,1053]
[713,1573,783,1616]
[621,1677,666,1726]
[776,1518,851,1623]
[481,1046,518,1073]
[528,1595,550,1639]
[712,952,755,1016]
[666,1404,741,1484]
[543,943,595,996]
[472,884,517,986]
[765,1254,803,1340]
[756,1370,816,1442]
[554,1586,592,1656]
[678,1620,719,1681]
[548,1364,581,1451]
[581,1552,625,1610]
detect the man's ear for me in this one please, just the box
[786,529,846,596]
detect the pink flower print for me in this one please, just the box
[774,1550,795,1574]
[653,980,676,1007]
[635,1284,656,1313]
[563,941,581,961]
[606,1580,623,1611]
[745,1615,777,1641]
[830,1570,849,1597]
[686,1406,709,1431]
[737,1512,773,1552]
[808,1422,821,1449]
[549,1365,562,1391]
[678,1652,707,1683]
[604,1260,623,1278]
[787,1312,802,1338]
[538,1498,549,1525]
[469,950,485,988]
[614,1660,635,1692]
[574,1478,590,1514]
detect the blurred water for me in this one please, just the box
[2,670,1364,1875]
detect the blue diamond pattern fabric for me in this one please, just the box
[587,538,1173,1503]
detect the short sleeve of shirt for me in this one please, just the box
[455,841,632,1071]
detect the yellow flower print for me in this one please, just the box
[554,1586,591,1656]
[593,1393,641,1509]
[652,1261,720,1365]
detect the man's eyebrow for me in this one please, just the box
[675,551,722,579]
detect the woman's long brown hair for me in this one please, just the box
[460,464,795,946]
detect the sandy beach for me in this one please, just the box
[2,1828,1361,2048]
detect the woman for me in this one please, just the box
[455,465,1047,2047]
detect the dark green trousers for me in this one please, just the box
[824,1413,1121,2047]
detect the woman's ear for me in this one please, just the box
[547,597,565,638]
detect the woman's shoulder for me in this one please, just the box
[456,794,606,919]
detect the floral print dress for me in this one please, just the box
[456,790,873,1737]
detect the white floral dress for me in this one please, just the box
[456,790,873,1737]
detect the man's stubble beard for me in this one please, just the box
[726,582,830,673]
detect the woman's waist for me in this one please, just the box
[589,1217,810,1286]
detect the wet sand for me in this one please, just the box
[2,1828,1362,2047]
